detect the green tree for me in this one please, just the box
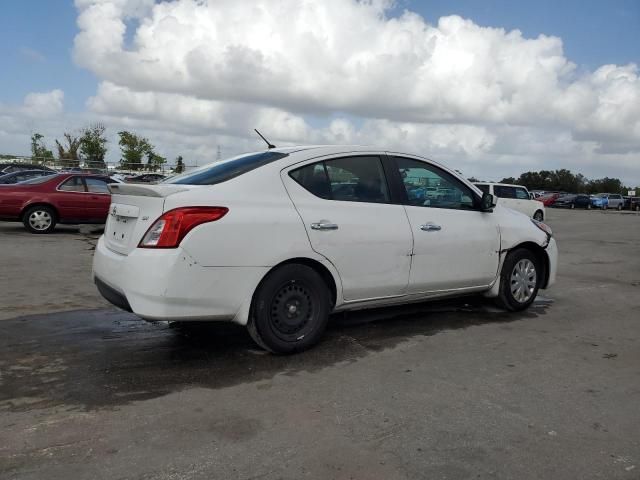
[118,131,152,171]
[30,133,54,163]
[80,123,108,169]
[146,152,166,172]
[55,133,81,168]
[586,177,625,194]
[174,155,185,174]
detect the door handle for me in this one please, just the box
[420,222,441,232]
[311,221,339,231]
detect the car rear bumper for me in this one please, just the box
[92,236,268,324]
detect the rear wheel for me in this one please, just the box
[496,248,541,311]
[570,203,575,209]
[617,204,622,211]
[22,205,56,234]
[247,264,331,354]
[636,205,640,212]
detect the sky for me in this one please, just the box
[0,0,639,184]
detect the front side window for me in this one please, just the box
[515,187,530,200]
[290,156,390,204]
[59,176,85,192]
[475,184,490,194]
[394,157,474,210]
[493,185,517,199]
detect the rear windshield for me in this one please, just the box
[165,151,288,185]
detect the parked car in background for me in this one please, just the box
[538,192,562,207]
[623,196,640,210]
[551,194,592,209]
[0,163,56,174]
[0,170,55,185]
[125,173,166,184]
[0,173,120,233]
[474,182,545,220]
[629,197,640,211]
[591,193,624,210]
[93,146,557,353]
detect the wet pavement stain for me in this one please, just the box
[0,297,551,412]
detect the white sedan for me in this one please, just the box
[93,146,558,353]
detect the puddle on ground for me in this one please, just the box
[0,296,552,412]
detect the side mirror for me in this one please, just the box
[480,192,496,211]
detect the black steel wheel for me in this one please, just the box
[248,264,331,354]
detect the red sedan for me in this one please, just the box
[0,173,119,233]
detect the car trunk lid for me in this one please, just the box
[104,183,192,255]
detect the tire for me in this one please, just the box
[636,205,640,212]
[587,203,592,210]
[247,264,331,354]
[533,210,544,221]
[570,203,575,209]
[496,248,541,312]
[617,204,622,211]
[22,205,57,234]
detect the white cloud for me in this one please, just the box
[22,90,65,118]
[3,0,640,184]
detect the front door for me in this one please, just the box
[84,177,113,221]
[391,156,500,293]
[283,155,413,301]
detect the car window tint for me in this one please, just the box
[515,188,529,199]
[394,157,474,210]
[59,176,85,192]
[290,163,331,199]
[493,185,516,198]
[290,156,390,203]
[324,156,389,203]
[166,151,288,185]
[85,178,109,193]
[475,184,490,194]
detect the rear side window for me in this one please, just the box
[165,151,288,185]
[290,156,390,204]
[85,178,110,193]
[493,185,516,198]
[515,187,529,199]
[59,176,85,192]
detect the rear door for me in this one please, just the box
[84,177,114,222]
[54,176,89,220]
[283,154,413,301]
[391,156,500,293]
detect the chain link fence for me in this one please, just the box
[0,154,202,175]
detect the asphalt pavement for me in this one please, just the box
[1,209,639,479]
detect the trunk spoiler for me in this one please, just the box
[108,183,190,198]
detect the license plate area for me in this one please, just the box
[105,203,140,252]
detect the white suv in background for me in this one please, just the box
[475,183,545,221]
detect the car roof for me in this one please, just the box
[473,182,528,189]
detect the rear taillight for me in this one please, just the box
[139,206,228,248]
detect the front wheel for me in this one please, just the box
[248,264,331,354]
[570,203,575,209]
[23,205,57,234]
[587,203,592,210]
[617,204,622,211]
[496,248,541,311]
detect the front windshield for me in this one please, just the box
[164,151,288,185]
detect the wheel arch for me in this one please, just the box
[507,241,550,289]
[20,202,59,222]
[233,256,341,326]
